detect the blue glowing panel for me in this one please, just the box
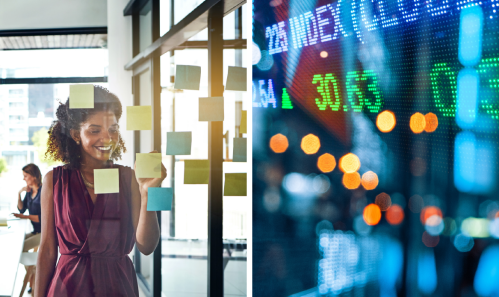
[456,68,479,129]
[459,6,483,67]
[454,131,496,194]
[474,245,499,296]
[417,250,437,295]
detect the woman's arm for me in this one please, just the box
[12,213,39,222]
[17,187,28,212]
[131,151,166,255]
[35,171,58,297]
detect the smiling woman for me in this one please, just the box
[35,85,165,297]
[45,85,126,168]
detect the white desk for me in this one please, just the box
[0,219,28,297]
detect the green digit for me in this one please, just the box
[312,73,342,111]
[430,62,457,117]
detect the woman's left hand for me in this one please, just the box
[134,150,167,195]
[12,213,28,219]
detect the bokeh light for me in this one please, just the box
[461,217,490,238]
[425,215,445,236]
[376,110,396,133]
[317,153,336,173]
[342,172,361,189]
[489,218,499,239]
[422,231,440,247]
[386,204,405,225]
[361,171,378,190]
[496,211,499,219]
[269,133,289,153]
[442,217,457,236]
[339,153,361,173]
[454,233,474,252]
[363,204,382,226]
[375,192,392,211]
[409,195,424,213]
[420,206,443,224]
[354,215,372,236]
[424,112,439,133]
[320,51,328,58]
[301,134,321,154]
[410,112,426,134]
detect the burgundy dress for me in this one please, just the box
[46,164,139,297]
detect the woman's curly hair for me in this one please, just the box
[46,85,127,169]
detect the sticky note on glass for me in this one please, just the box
[147,188,173,211]
[224,173,247,196]
[94,168,119,194]
[166,132,192,155]
[199,97,224,121]
[184,160,209,184]
[69,84,94,109]
[225,67,247,91]
[136,153,162,178]
[233,138,247,162]
[240,110,247,134]
[127,106,152,130]
[174,65,201,90]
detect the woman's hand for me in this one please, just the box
[12,213,28,219]
[19,186,30,194]
[134,150,167,195]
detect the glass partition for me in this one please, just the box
[159,6,248,296]
[0,82,108,215]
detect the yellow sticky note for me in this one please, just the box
[94,168,119,194]
[240,110,247,134]
[184,160,209,184]
[136,153,162,178]
[69,84,94,109]
[224,173,247,196]
[127,106,152,130]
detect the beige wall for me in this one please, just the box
[107,0,134,167]
[0,0,107,30]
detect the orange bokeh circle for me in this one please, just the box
[424,112,439,133]
[301,134,321,154]
[361,171,379,190]
[317,153,336,173]
[339,153,361,173]
[363,204,382,226]
[410,112,426,134]
[342,172,361,189]
[376,110,396,133]
[269,134,289,153]
[386,204,405,225]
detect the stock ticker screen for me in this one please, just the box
[252,0,499,296]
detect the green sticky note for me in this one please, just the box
[166,132,192,155]
[136,153,162,178]
[127,106,152,130]
[240,110,247,134]
[94,168,119,194]
[224,173,247,196]
[174,65,201,90]
[233,138,247,162]
[225,67,247,91]
[69,84,94,109]
[184,160,209,184]
[147,188,173,211]
[199,97,224,121]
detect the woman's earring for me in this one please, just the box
[76,140,80,145]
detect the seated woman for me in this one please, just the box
[14,163,43,251]
[14,163,43,294]
[35,85,165,297]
